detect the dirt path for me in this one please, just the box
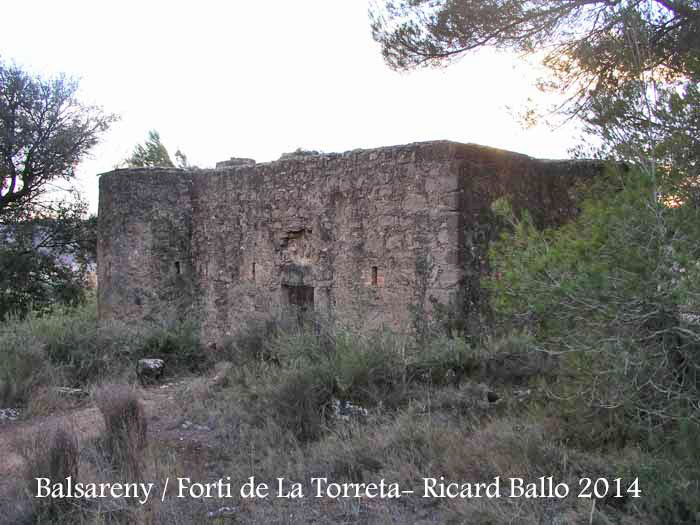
[0,379,198,503]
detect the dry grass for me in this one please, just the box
[25,386,83,418]
[0,311,675,524]
[15,426,82,522]
[1,375,655,524]
[94,384,147,480]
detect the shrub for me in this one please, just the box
[95,384,147,478]
[21,426,81,521]
[41,305,111,387]
[228,320,403,441]
[488,167,700,447]
[0,299,206,411]
[0,327,51,407]
[330,330,406,405]
[408,334,478,386]
[134,319,204,374]
[221,317,286,364]
[264,366,337,441]
[614,422,700,524]
[273,326,408,405]
[0,238,89,321]
[226,312,505,442]
[0,299,126,404]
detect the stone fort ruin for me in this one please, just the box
[98,140,599,343]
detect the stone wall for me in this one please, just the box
[98,141,600,344]
[98,169,194,323]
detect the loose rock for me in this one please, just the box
[53,387,89,399]
[137,358,165,384]
[332,398,368,421]
[0,408,20,422]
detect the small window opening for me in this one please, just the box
[371,266,378,286]
[252,262,256,281]
[175,261,181,275]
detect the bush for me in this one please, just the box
[408,334,479,386]
[134,319,203,374]
[271,326,408,406]
[95,384,147,479]
[616,422,700,524]
[0,328,51,408]
[21,427,81,521]
[226,319,404,441]
[0,300,128,404]
[488,167,700,446]
[42,304,113,387]
[0,240,88,321]
[221,317,288,364]
[227,316,492,442]
[264,366,337,441]
[0,300,205,410]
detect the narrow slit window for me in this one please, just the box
[175,261,181,275]
[252,262,256,281]
[371,266,378,286]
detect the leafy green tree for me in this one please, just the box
[488,169,700,445]
[0,59,115,218]
[123,130,189,168]
[0,196,97,319]
[370,1,700,182]
[123,130,173,167]
[0,59,111,318]
[370,1,699,81]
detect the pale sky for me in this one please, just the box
[1,0,580,214]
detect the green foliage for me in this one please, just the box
[0,301,202,407]
[135,319,204,373]
[0,195,97,321]
[226,314,489,442]
[0,59,115,216]
[0,245,84,320]
[631,422,700,524]
[330,330,406,404]
[260,365,337,442]
[0,302,100,405]
[41,304,114,388]
[0,324,49,408]
[371,2,699,81]
[123,129,189,168]
[370,1,700,187]
[408,334,478,385]
[265,324,409,406]
[123,129,173,167]
[0,58,106,320]
[221,316,294,363]
[488,166,700,445]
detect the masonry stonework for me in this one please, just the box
[98,141,599,344]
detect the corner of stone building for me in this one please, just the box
[97,168,196,326]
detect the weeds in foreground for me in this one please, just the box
[3,302,696,523]
[95,384,147,480]
[0,299,202,412]
[18,426,81,522]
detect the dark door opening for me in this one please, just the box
[283,284,314,324]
